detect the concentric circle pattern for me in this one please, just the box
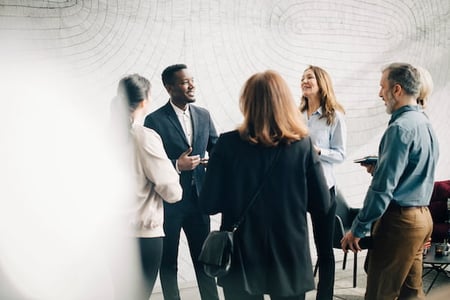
[1,0,449,288]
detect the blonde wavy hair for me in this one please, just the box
[417,66,434,108]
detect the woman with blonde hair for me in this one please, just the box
[417,66,434,108]
[199,70,332,300]
[300,65,347,300]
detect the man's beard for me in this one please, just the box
[385,91,396,114]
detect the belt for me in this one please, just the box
[388,201,427,210]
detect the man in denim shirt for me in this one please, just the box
[341,63,439,300]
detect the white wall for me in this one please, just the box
[1,0,449,294]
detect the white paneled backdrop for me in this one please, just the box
[1,0,449,298]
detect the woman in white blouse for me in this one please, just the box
[116,74,182,299]
[299,65,347,300]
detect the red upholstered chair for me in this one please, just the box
[428,180,450,243]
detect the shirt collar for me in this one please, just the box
[389,105,419,124]
[301,106,323,119]
[170,100,190,116]
[315,106,323,115]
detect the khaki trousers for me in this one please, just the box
[365,205,432,300]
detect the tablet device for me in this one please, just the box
[353,155,378,164]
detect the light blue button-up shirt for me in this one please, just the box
[303,107,347,189]
[351,105,439,237]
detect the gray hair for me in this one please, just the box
[382,63,421,97]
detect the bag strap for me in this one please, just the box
[231,147,281,232]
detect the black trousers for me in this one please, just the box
[159,188,219,300]
[313,186,336,300]
[138,237,163,299]
[223,287,305,300]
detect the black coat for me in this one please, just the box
[198,130,332,296]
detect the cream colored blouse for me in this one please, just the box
[130,123,182,237]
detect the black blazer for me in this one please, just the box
[144,101,218,207]
[198,130,332,296]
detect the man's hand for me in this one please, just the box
[177,147,201,171]
[341,231,361,253]
[313,145,321,156]
[360,162,375,175]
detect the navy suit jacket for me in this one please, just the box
[144,101,218,211]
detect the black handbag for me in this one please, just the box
[198,230,234,277]
[198,148,280,278]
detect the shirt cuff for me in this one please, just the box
[350,220,369,238]
[175,159,181,174]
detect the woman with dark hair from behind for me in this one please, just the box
[198,70,332,300]
[115,74,182,299]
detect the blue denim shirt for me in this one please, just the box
[303,107,347,189]
[351,105,439,237]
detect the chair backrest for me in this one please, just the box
[333,215,346,248]
[430,180,450,203]
[429,180,450,223]
[334,189,373,250]
[333,189,360,248]
[335,189,359,229]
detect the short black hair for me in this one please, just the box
[161,64,187,86]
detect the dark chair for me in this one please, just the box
[428,180,450,243]
[314,189,371,288]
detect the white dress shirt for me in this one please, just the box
[170,101,193,145]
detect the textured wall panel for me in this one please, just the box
[1,0,449,291]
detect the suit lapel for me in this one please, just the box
[163,102,190,146]
[190,105,199,147]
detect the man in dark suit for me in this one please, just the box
[144,64,219,300]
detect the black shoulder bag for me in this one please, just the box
[198,148,281,278]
